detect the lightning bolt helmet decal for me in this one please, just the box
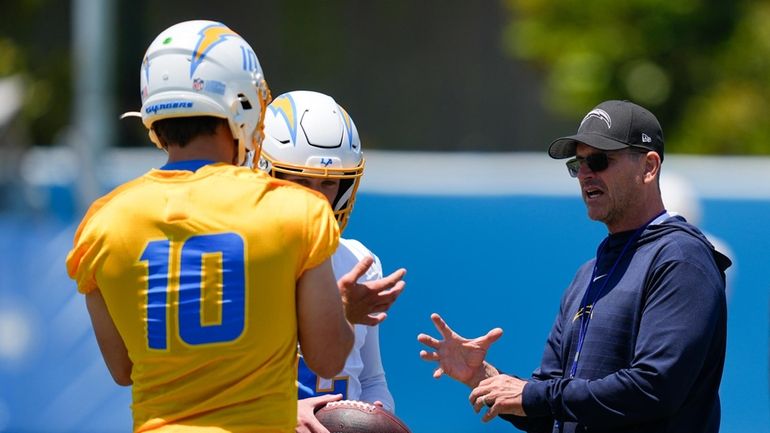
[190,23,240,78]
[268,93,299,145]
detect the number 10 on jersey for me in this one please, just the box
[140,233,246,349]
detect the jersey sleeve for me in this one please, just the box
[299,194,340,273]
[66,178,142,294]
[66,197,110,294]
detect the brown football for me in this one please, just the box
[315,400,411,433]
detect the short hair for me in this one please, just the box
[151,116,229,148]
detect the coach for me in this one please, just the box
[418,100,731,433]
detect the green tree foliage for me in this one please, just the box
[0,0,71,147]
[503,0,770,154]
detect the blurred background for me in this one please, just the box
[1,0,769,432]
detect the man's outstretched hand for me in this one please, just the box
[417,313,503,388]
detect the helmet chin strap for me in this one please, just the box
[237,137,262,168]
[242,150,256,168]
[231,136,243,165]
[234,121,264,167]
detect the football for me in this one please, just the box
[315,400,411,433]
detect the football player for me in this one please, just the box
[260,91,400,433]
[66,21,403,433]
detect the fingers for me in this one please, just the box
[433,367,444,379]
[369,280,405,311]
[481,404,498,423]
[472,395,486,413]
[339,256,375,287]
[471,376,526,419]
[479,328,504,349]
[339,261,406,323]
[417,333,440,349]
[376,279,406,299]
[349,275,405,322]
[468,393,487,413]
[418,349,439,361]
[345,261,404,293]
[430,312,457,339]
[308,394,343,408]
[486,328,504,340]
[469,388,483,410]
[339,261,405,324]
[381,267,407,285]
[418,348,442,379]
[469,388,493,416]
[366,271,406,296]
[297,395,339,433]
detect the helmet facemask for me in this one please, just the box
[260,155,364,232]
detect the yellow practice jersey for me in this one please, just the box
[66,163,339,433]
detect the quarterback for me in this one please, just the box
[260,91,400,433]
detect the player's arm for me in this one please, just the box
[85,288,133,386]
[298,258,354,379]
[358,325,395,412]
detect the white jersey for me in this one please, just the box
[297,238,395,412]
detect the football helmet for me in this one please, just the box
[135,20,271,164]
[259,90,364,232]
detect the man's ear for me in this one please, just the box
[148,128,167,151]
[644,152,662,184]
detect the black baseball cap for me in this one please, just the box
[548,100,664,161]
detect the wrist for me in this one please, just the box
[466,362,499,388]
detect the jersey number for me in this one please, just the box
[140,233,246,350]
[297,356,349,399]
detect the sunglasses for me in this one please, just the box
[565,147,650,178]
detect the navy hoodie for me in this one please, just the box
[504,216,731,433]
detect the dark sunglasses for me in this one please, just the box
[566,153,610,178]
[565,147,650,178]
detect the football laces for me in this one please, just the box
[326,400,376,412]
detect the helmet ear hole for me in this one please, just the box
[238,94,252,110]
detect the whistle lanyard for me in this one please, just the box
[568,210,669,379]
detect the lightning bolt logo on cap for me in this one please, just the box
[580,108,612,130]
[190,23,239,78]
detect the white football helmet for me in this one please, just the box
[259,90,364,232]
[135,20,271,164]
